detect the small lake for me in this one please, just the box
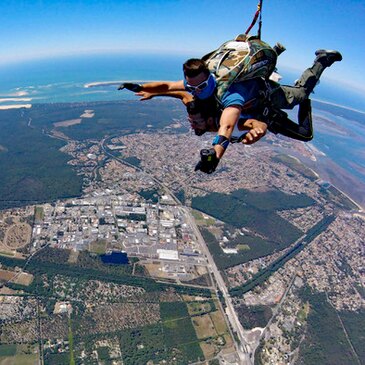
[100,251,129,265]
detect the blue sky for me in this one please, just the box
[0,0,364,93]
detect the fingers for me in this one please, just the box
[242,128,265,144]
[135,92,151,101]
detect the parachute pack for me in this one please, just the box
[202,34,278,100]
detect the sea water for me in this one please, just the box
[0,53,185,104]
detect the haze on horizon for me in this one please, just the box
[0,0,364,93]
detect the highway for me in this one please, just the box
[185,208,253,365]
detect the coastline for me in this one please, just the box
[0,97,32,103]
[84,80,172,88]
[330,184,363,211]
[313,98,365,115]
[0,104,32,110]
[306,155,365,210]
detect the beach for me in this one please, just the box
[0,104,32,110]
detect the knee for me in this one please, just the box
[301,133,313,142]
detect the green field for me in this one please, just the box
[44,353,69,365]
[34,206,44,221]
[0,345,16,357]
[68,317,75,365]
[120,318,204,365]
[0,344,38,365]
[160,301,190,321]
[187,300,216,316]
[160,301,204,363]
[88,240,107,254]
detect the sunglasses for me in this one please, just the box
[185,74,212,92]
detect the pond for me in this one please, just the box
[100,251,129,265]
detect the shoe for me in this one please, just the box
[273,42,286,56]
[315,50,342,67]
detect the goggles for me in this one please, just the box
[185,74,213,92]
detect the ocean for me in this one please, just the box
[1,53,365,205]
[0,53,186,105]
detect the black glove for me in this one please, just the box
[195,148,220,174]
[118,83,142,92]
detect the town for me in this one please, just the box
[0,110,364,365]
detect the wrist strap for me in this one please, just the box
[212,135,229,150]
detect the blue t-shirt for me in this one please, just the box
[220,79,261,109]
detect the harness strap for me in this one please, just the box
[245,0,263,37]
[258,0,263,39]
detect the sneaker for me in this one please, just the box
[315,50,342,67]
[273,42,286,56]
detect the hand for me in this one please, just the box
[194,148,220,174]
[135,91,154,101]
[242,126,267,145]
[118,83,142,92]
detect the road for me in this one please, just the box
[185,208,253,365]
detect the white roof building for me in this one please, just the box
[157,249,179,261]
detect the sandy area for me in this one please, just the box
[84,81,124,88]
[4,223,32,249]
[192,314,217,339]
[54,119,82,127]
[210,310,227,334]
[84,80,156,88]
[0,269,15,281]
[0,90,29,97]
[0,104,32,110]
[11,272,34,286]
[80,110,95,118]
[0,97,32,102]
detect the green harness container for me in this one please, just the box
[202,34,277,100]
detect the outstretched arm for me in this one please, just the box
[136,90,193,105]
[140,80,185,93]
[119,80,185,94]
